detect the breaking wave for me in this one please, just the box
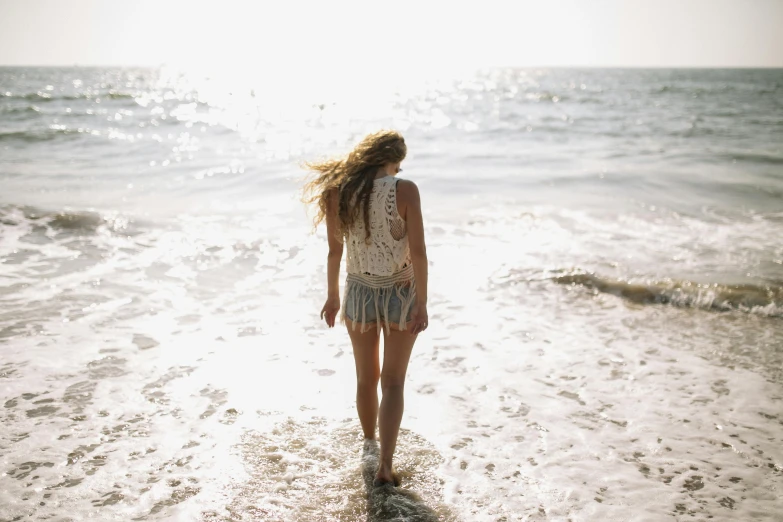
[0,205,140,235]
[552,272,782,318]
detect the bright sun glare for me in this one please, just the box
[1,0,781,68]
[77,0,601,72]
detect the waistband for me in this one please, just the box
[346,263,414,288]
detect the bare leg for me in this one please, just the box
[346,319,381,440]
[376,323,417,484]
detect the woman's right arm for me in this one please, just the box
[399,180,428,332]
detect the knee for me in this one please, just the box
[357,377,379,391]
[380,377,405,393]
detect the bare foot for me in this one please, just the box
[362,439,377,454]
[373,463,401,487]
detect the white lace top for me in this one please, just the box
[340,175,417,334]
[344,175,411,277]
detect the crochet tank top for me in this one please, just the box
[344,175,412,277]
[341,175,417,334]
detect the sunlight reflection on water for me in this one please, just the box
[2,66,783,520]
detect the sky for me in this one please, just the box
[0,0,781,69]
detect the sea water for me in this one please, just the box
[1,66,782,520]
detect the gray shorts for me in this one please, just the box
[342,277,416,334]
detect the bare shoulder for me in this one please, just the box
[395,178,421,205]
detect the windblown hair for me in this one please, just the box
[301,130,407,243]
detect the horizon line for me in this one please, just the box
[1,63,782,70]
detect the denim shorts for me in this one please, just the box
[343,280,415,333]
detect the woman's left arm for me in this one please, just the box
[320,188,343,327]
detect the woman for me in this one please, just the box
[302,130,428,487]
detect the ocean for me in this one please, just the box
[1,66,781,521]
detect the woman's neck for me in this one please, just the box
[374,165,396,179]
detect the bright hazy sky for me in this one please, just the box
[0,0,781,68]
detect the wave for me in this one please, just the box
[0,205,140,235]
[550,272,782,318]
[723,151,783,166]
[523,91,567,103]
[1,105,42,114]
[653,84,779,96]
[0,128,84,143]
[1,91,137,102]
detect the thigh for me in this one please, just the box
[346,318,381,383]
[381,326,418,388]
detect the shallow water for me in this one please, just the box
[1,66,782,520]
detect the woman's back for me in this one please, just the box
[303,128,427,337]
[345,175,411,277]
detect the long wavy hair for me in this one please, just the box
[301,130,407,243]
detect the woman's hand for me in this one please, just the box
[320,295,341,328]
[408,301,428,335]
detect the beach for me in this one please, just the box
[1,66,782,520]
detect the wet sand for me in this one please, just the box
[1,209,781,520]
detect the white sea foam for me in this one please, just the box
[1,66,782,520]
